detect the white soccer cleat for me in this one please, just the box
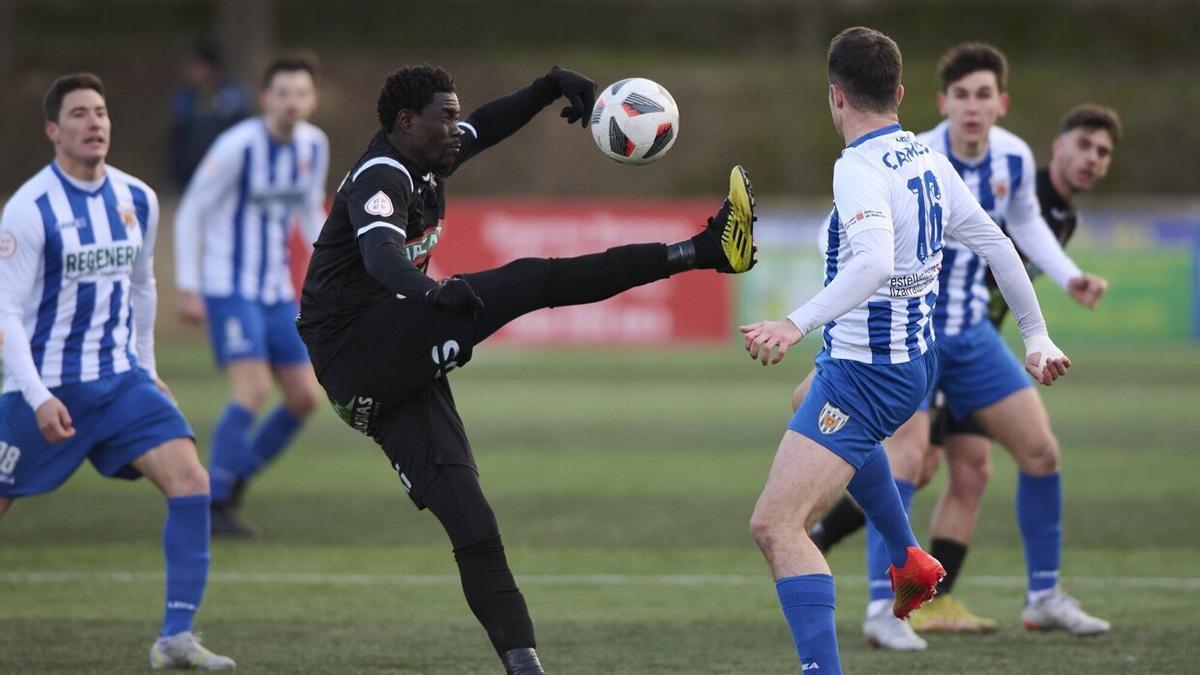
[864,606,928,651]
[150,632,236,670]
[1021,589,1111,636]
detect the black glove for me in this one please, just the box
[545,66,597,128]
[425,276,484,317]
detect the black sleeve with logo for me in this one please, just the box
[987,167,1079,327]
[348,165,438,300]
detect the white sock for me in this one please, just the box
[867,598,892,618]
[1027,587,1056,604]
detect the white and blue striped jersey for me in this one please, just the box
[819,124,998,364]
[0,163,160,407]
[174,117,328,303]
[918,120,1077,337]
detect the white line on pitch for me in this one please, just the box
[1,571,1199,591]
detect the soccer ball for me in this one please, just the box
[589,78,679,165]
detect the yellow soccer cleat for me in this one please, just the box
[706,165,757,273]
[909,594,999,634]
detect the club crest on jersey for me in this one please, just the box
[365,191,394,217]
[119,208,138,229]
[993,181,1008,198]
[0,231,16,259]
[817,402,850,435]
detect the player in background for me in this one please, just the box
[803,44,1111,649]
[908,102,1122,633]
[297,64,756,675]
[174,54,328,536]
[0,73,234,670]
[741,28,1068,674]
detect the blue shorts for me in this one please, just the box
[204,296,310,367]
[920,321,1032,420]
[789,348,938,469]
[0,369,194,498]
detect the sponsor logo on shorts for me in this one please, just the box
[817,402,850,435]
[432,339,460,377]
[223,317,254,355]
[364,191,394,217]
[0,231,16,259]
[331,395,380,436]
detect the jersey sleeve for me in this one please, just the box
[832,152,894,240]
[0,197,53,409]
[445,73,559,176]
[174,133,244,293]
[346,161,438,299]
[130,186,160,377]
[1001,147,1082,289]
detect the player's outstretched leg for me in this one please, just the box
[422,465,546,675]
[463,166,756,344]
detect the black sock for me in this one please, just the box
[454,535,536,655]
[686,227,726,270]
[930,537,968,595]
[810,495,867,553]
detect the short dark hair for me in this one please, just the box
[43,72,105,122]
[937,43,1008,92]
[376,65,456,132]
[262,51,319,89]
[1059,103,1122,147]
[827,27,903,114]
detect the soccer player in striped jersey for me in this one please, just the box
[174,54,328,536]
[909,102,1121,634]
[0,73,234,670]
[832,43,1111,647]
[741,28,1068,673]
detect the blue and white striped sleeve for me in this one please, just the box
[0,197,52,409]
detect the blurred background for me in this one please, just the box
[1,2,1198,673]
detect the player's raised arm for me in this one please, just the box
[0,200,74,441]
[942,164,1067,386]
[448,66,596,171]
[1004,144,1107,308]
[741,153,895,366]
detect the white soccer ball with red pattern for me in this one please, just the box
[589,78,679,165]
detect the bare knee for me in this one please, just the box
[947,453,992,504]
[283,382,320,417]
[1015,433,1060,475]
[137,440,211,498]
[915,445,944,489]
[230,367,272,411]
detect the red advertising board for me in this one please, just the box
[422,199,732,345]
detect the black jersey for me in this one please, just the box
[986,167,1078,327]
[297,75,563,358]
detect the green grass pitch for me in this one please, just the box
[2,339,1197,673]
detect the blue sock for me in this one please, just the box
[865,479,917,602]
[244,406,304,478]
[847,446,918,568]
[209,403,255,503]
[1017,472,1062,592]
[161,494,211,637]
[776,574,842,674]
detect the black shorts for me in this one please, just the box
[300,295,479,508]
[928,391,990,447]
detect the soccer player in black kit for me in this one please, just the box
[296,65,756,674]
[803,103,1121,633]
